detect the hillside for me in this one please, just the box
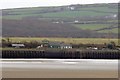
[1,3,118,38]
[2,19,117,38]
[2,3,118,20]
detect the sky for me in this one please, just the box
[0,0,119,9]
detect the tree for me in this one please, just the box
[107,41,116,49]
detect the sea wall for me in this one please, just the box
[1,50,120,59]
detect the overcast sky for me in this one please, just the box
[0,0,119,9]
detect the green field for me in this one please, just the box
[2,10,113,19]
[41,11,112,18]
[98,28,118,33]
[2,37,118,45]
[73,24,111,30]
[78,7,117,13]
[73,24,118,33]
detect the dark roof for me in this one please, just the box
[49,42,72,47]
[60,44,72,46]
[49,42,61,46]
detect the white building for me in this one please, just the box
[12,44,25,48]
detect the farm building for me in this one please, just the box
[12,44,25,48]
[49,42,61,48]
[41,39,50,47]
[60,44,72,49]
[40,40,72,49]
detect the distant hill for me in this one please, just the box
[2,3,118,38]
[2,19,117,38]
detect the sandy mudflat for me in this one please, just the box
[2,68,118,78]
[1,59,118,78]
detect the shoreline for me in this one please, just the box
[2,68,118,78]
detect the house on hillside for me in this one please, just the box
[67,6,75,10]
